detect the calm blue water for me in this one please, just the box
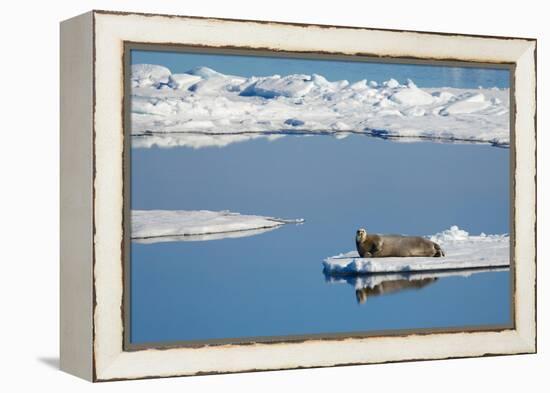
[129,52,511,345]
[130,136,511,344]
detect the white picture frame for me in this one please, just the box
[60,10,536,382]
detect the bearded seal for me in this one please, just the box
[355,228,444,258]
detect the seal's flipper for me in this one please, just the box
[433,243,445,257]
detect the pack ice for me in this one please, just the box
[131,64,510,149]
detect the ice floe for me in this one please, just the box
[131,209,304,243]
[323,226,509,275]
[131,64,510,149]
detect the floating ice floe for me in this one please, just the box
[323,226,509,275]
[131,64,510,149]
[131,210,304,244]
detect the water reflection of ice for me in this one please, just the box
[132,132,285,149]
[132,226,279,244]
[324,267,509,304]
[132,130,509,150]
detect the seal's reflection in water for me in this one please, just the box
[355,277,437,304]
[324,268,509,304]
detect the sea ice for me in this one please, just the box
[131,64,510,148]
[132,64,172,88]
[132,209,304,243]
[240,74,315,98]
[323,226,509,275]
[439,93,492,115]
[390,86,435,106]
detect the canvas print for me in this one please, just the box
[127,48,511,346]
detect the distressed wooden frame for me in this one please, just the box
[60,10,537,382]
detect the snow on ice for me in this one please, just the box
[130,64,510,149]
[132,209,304,244]
[323,226,509,275]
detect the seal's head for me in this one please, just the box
[356,228,367,243]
